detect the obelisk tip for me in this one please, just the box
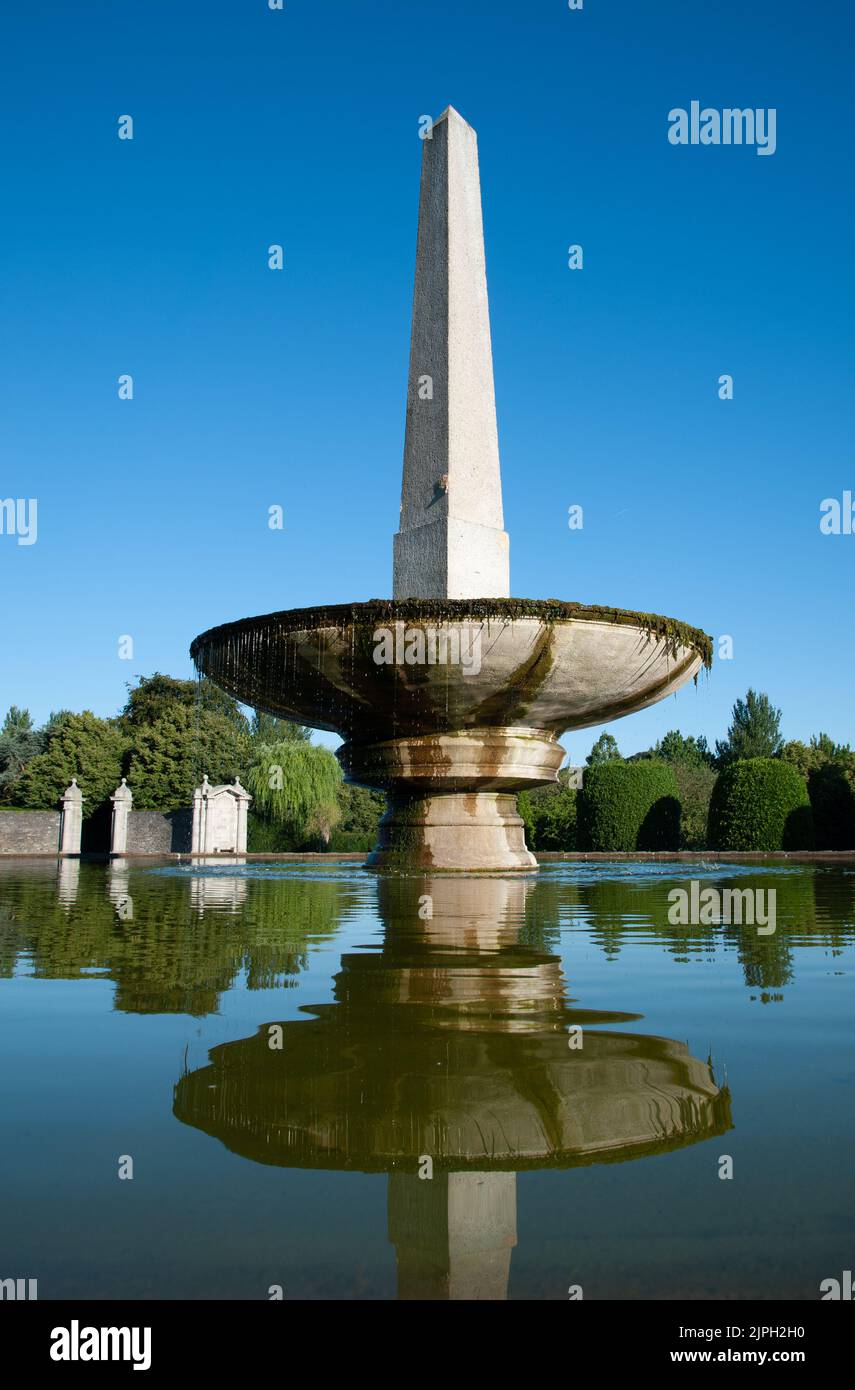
[433,105,475,134]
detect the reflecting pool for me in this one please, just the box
[1,858,853,1299]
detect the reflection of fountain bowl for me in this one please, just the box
[174,1024,731,1173]
[191,599,711,870]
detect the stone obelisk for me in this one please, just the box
[393,107,510,600]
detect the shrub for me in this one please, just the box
[246,813,301,853]
[807,763,855,849]
[707,758,814,851]
[531,789,578,850]
[337,784,385,836]
[517,790,536,846]
[534,787,577,850]
[577,760,680,851]
[519,775,577,850]
[672,763,717,850]
[328,828,377,853]
[329,785,385,852]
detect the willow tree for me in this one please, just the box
[246,738,343,845]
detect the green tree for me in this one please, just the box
[245,738,343,845]
[656,729,714,767]
[533,787,577,850]
[586,732,622,766]
[0,706,45,796]
[779,739,815,780]
[329,783,385,850]
[3,706,34,734]
[127,705,251,810]
[517,790,536,847]
[13,712,127,811]
[635,729,715,846]
[781,733,852,779]
[122,673,248,733]
[807,762,855,850]
[781,735,855,849]
[715,689,783,766]
[810,732,851,762]
[671,763,717,849]
[519,770,578,850]
[250,711,310,743]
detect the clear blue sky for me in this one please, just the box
[2,0,852,761]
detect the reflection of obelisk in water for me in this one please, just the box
[389,1172,516,1302]
[173,874,732,1300]
[383,877,527,1301]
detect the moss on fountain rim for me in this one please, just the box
[190,598,713,670]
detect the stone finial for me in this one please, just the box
[59,778,84,855]
[109,777,133,855]
[393,105,510,600]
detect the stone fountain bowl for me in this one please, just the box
[191,599,711,868]
[190,598,711,744]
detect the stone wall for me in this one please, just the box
[0,811,61,854]
[126,810,192,855]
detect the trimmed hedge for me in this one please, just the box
[707,758,814,851]
[577,761,680,851]
[808,763,855,850]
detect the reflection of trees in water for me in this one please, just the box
[523,868,855,995]
[812,868,855,942]
[1,862,852,1015]
[0,864,344,1015]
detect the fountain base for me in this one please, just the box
[366,790,536,872]
[339,727,564,871]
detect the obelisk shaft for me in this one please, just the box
[393,107,510,599]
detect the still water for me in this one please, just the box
[1,858,853,1300]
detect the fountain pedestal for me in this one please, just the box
[370,792,534,872]
[340,726,563,870]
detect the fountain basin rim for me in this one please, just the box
[190,597,713,669]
